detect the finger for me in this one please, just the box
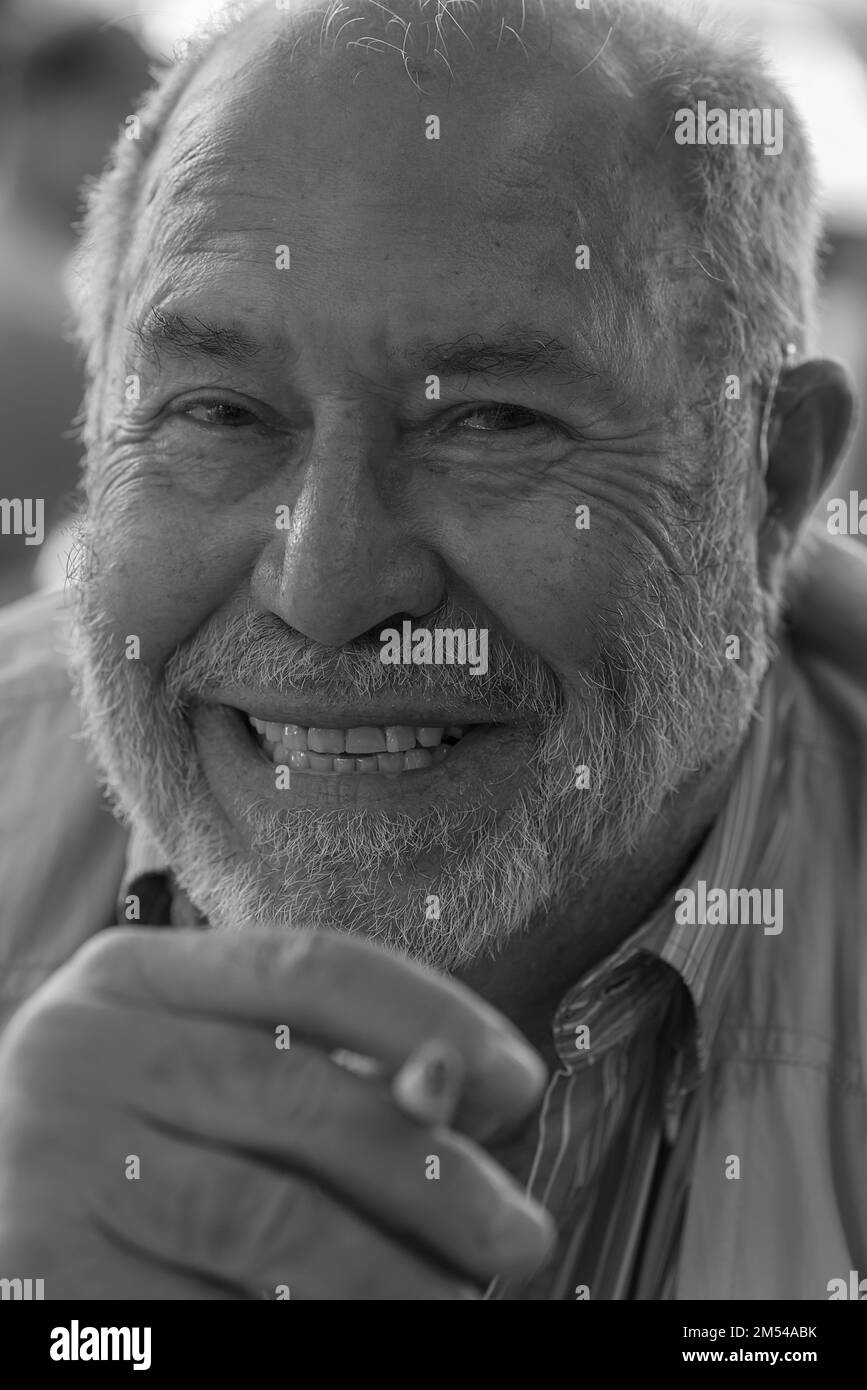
[120,1021,554,1282]
[97,1129,487,1300]
[70,927,547,1136]
[40,1232,240,1301]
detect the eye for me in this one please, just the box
[454,404,552,432]
[177,398,260,429]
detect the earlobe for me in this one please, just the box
[758,358,857,592]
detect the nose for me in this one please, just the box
[250,402,444,647]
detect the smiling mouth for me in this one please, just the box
[247,715,477,775]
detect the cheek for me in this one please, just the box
[456,504,619,684]
[86,474,260,670]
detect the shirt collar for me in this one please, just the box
[123,822,168,888]
[119,823,205,928]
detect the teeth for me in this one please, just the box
[345,726,387,754]
[267,741,454,774]
[282,724,308,750]
[377,752,406,773]
[415,727,444,747]
[308,727,345,754]
[249,716,472,773]
[385,725,416,752]
[403,747,433,770]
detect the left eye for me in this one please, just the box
[178,400,260,428]
[455,404,548,432]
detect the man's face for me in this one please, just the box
[73,10,772,970]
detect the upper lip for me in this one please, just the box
[205,691,511,728]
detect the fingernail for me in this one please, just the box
[393,1038,464,1124]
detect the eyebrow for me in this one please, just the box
[129,308,272,369]
[401,330,606,387]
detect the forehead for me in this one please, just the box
[119,9,688,398]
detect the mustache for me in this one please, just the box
[162,600,565,723]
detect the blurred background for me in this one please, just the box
[0,0,866,604]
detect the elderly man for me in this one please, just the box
[0,0,863,1302]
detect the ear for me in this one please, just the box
[757,358,856,595]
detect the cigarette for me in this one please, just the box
[330,1038,465,1126]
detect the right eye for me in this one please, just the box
[175,398,262,429]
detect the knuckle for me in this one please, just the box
[260,1171,319,1254]
[280,1046,332,1143]
[0,990,124,1105]
[217,1166,316,1275]
[69,926,143,991]
[271,926,341,994]
[227,926,318,998]
[0,1006,79,1115]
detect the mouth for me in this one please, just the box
[191,698,535,818]
[247,715,476,775]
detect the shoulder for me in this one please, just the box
[0,590,127,1025]
[0,588,77,707]
[713,528,867,1077]
[784,520,867,715]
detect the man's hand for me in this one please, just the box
[0,927,555,1299]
